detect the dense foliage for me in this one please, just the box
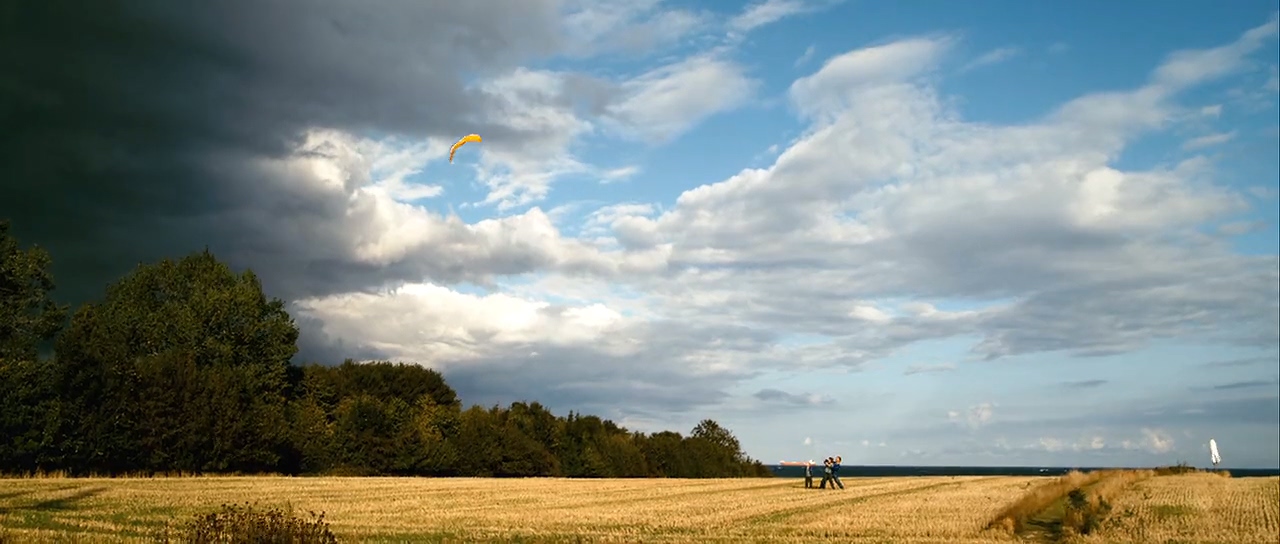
[0,220,770,478]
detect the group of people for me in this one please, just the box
[800,456,845,490]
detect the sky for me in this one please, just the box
[2,0,1278,468]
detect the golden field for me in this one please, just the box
[0,474,1275,543]
[1076,472,1280,544]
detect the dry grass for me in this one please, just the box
[986,470,1106,533]
[0,474,1273,543]
[1077,473,1280,544]
[1060,469,1154,538]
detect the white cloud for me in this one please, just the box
[472,68,597,210]
[295,282,629,366]
[789,36,952,119]
[603,54,756,142]
[961,46,1021,72]
[728,0,812,34]
[903,362,957,375]
[795,44,817,67]
[848,302,893,323]
[1152,15,1279,90]
[1038,437,1065,452]
[290,19,1280,427]
[600,165,641,184]
[560,0,710,57]
[1127,428,1176,454]
[949,403,996,429]
[1182,131,1237,150]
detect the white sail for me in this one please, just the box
[1209,438,1221,466]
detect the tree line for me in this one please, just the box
[0,220,771,478]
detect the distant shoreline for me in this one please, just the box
[765,465,1280,478]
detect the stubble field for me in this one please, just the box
[0,474,1275,543]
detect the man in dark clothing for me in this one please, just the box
[819,457,833,489]
[830,456,845,489]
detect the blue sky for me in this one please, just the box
[282,1,1280,468]
[9,0,1274,469]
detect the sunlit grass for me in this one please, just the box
[1079,473,1280,544]
[0,474,1274,543]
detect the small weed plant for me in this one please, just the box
[161,501,338,544]
[1062,487,1111,536]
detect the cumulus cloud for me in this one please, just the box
[1132,428,1176,454]
[949,403,996,429]
[3,2,1278,451]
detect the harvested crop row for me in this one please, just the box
[2,475,1274,543]
[772,476,1036,541]
[1089,473,1280,544]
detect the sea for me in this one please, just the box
[764,465,1280,478]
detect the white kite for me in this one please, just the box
[1209,438,1221,467]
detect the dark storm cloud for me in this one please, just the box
[290,309,389,365]
[0,0,566,307]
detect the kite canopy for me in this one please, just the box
[1209,438,1221,466]
[449,133,481,163]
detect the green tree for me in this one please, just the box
[0,220,68,361]
[332,393,411,475]
[691,419,744,461]
[286,394,336,474]
[52,250,300,474]
[402,395,461,475]
[329,360,457,407]
[0,358,62,472]
[452,405,504,476]
[638,431,687,477]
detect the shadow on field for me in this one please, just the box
[0,486,107,515]
[0,485,83,503]
[1024,515,1064,542]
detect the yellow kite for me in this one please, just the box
[449,133,482,163]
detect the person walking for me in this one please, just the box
[830,456,845,489]
[819,457,833,489]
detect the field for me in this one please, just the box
[0,474,1275,543]
[1080,472,1280,543]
